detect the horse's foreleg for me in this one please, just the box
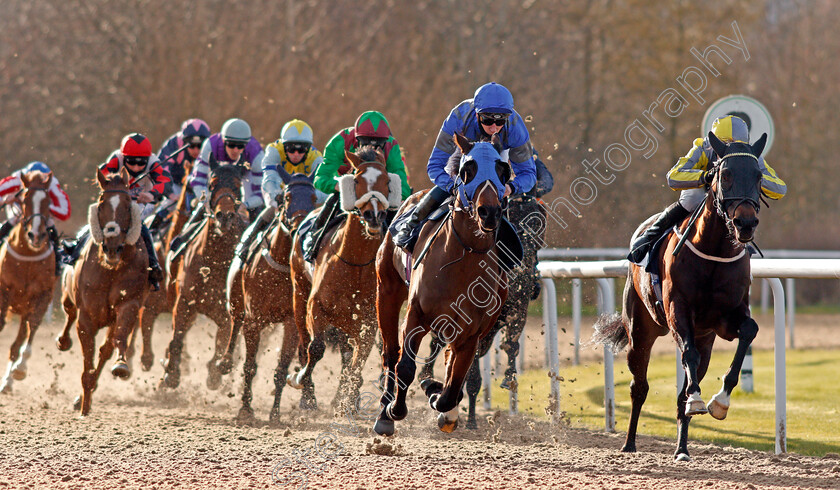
[430,336,479,433]
[708,316,758,420]
[205,308,233,391]
[1,316,28,393]
[111,302,140,379]
[57,291,76,351]
[373,278,405,436]
[669,302,705,416]
[290,304,326,410]
[386,308,426,422]
[237,322,260,423]
[465,351,483,430]
[500,297,527,392]
[270,317,299,425]
[345,320,377,407]
[10,296,49,382]
[76,316,97,416]
[417,336,444,382]
[162,296,196,389]
[138,303,158,372]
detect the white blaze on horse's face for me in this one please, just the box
[30,190,46,234]
[353,166,390,209]
[103,195,122,237]
[361,167,381,189]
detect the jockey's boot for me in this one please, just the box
[0,221,13,242]
[393,186,449,253]
[627,202,690,264]
[141,224,163,291]
[235,206,275,262]
[303,192,340,263]
[47,225,64,276]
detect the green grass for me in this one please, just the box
[491,348,840,456]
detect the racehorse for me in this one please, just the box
[420,194,545,428]
[374,133,511,435]
[286,146,402,410]
[0,171,57,393]
[593,132,769,461]
[160,163,249,390]
[56,167,149,415]
[218,171,316,423]
[135,160,194,372]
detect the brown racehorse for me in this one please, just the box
[160,164,249,390]
[374,134,511,435]
[286,146,402,410]
[593,132,769,461]
[57,167,149,415]
[218,172,317,423]
[0,171,57,393]
[135,160,194,372]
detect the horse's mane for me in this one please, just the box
[445,149,463,180]
[354,145,382,164]
[102,172,129,189]
[209,164,243,192]
[286,173,313,187]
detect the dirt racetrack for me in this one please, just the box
[0,310,839,489]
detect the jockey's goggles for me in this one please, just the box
[284,142,310,154]
[225,141,246,150]
[356,136,387,149]
[479,113,509,126]
[123,156,147,167]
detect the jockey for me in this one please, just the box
[392,82,537,251]
[170,118,264,254]
[151,118,212,228]
[303,110,411,263]
[234,119,324,262]
[0,161,71,275]
[188,118,264,218]
[64,133,170,290]
[627,115,787,263]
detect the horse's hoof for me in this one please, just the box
[299,397,317,411]
[236,407,257,425]
[11,366,27,381]
[72,396,82,411]
[286,373,302,389]
[685,393,707,416]
[500,376,518,392]
[56,336,72,352]
[269,409,282,427]
[437,412,459,433]
[707,399,729,420]
[620,444,636,453]
[206,368,222,391]
[675,452,691,462]
[466,418,478,430]
[216,357,233,376]
[140,354,154,372]
[373,417,395,436]
[0,381,11,394]
[161,372,180,389]
[111,361,131,379]
[386,401,407,421]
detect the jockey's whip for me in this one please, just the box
[671,199,705,257]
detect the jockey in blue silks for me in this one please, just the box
[393,82,536,251]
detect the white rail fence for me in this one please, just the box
[517,258,840,455]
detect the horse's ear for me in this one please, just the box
[708,131,727,159]
[20,171,31,188]
[454,132,473,155]
[96,168,108,189]
[345,150,361,170]
[44,171,53,187]
[490,133,503,154]
[119,166,130,184]
[751,133,768,157]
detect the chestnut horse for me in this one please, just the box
[286,146,402,410]
[219,172,316,423]
[135,160,194,372]
[57,167,149,415]
[593,132,769,461]
[374,134,511,435]
[161,164,249,390]
[0,171,57,393]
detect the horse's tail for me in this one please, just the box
[590,313,628,354]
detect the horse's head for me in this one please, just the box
[90,167,142,267]
[708,131,767,243]
[450,132,510,233]
[278,172,317,232]
[338,146,402,236]
[207,164,248,233]
[18,171,53,251]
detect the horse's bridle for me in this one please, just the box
[711,152,762,224]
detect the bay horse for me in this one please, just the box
[593,132,769,461]
[160,163,249,390]
[135,160,194,372]
[374,133,511,435]
[56,167,149,415]
[0,171,57,393]
[286,146,402,410]
[218,171,316,423]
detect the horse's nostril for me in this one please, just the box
[477,207,489,219]
[363,210,375,222]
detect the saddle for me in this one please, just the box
[388,198,452,253]
[242,218,280,265]
[168,216,209,260]
[299,212,346,261]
